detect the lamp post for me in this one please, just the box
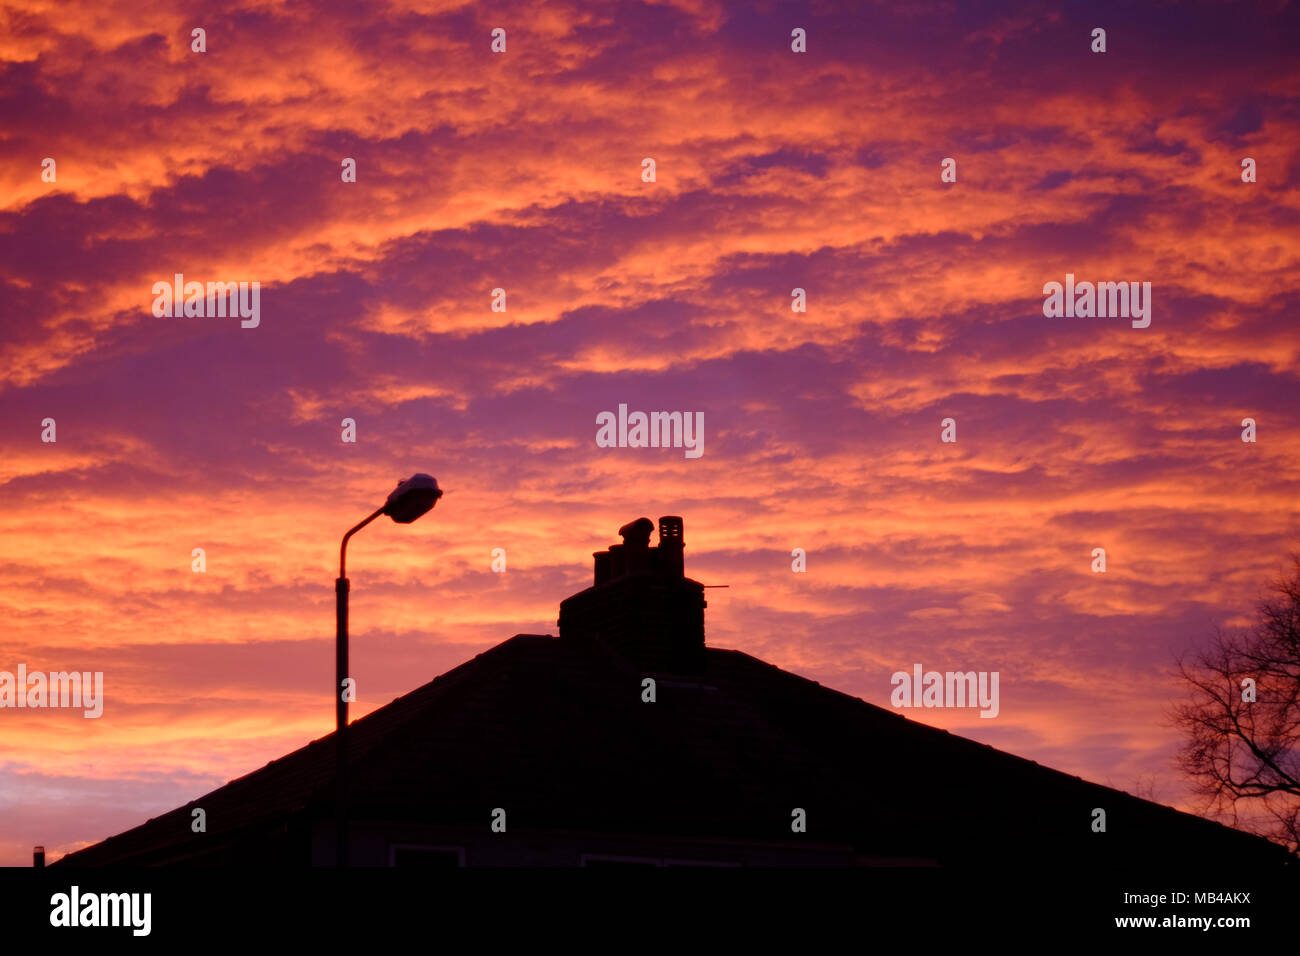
[336,474,442,867]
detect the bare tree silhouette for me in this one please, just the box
[1174,556,1300,855]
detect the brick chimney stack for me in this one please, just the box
[560,516,704,672]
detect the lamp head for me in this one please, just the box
[383,473,442,524]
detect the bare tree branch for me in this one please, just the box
[1172,554,1300,855]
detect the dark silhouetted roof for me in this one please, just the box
[56,631,1289,867]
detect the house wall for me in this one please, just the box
[310,820,861,866]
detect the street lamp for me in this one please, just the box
[335,473,442,867]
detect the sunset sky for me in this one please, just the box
[2,0,1298,866]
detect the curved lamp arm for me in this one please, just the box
[339,507,384,579]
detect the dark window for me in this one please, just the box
[664,860,739,867]
[392,847,462,867]
[582,858,659,867]
[580,854,737,867]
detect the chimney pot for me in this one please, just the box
[619,517,653,574]
[618,517,654,547]
[658,515,684,577]
[593,550,611,586]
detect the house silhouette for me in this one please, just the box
[54,517,1289,867]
